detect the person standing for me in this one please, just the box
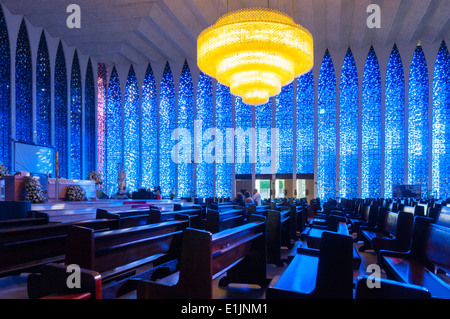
[252,189,262,206]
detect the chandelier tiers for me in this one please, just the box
[197,8,314,105]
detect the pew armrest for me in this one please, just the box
[355,275,431,299]
[297,247,320,256]
[27,263,102,299]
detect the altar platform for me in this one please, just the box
[30,199,190,223]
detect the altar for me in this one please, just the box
[47,178,96,200]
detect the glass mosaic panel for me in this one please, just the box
[141,63,158,189]
[215,82,233,198]
[106,67,122,196]
[196,72,214,198]
[275,83,294,174]
[317,49,337,201]
[159,62,176,197]
[84,58,96,178]
[255,98,273,175]
[408,44,429,197]
[361,46,382,198]
[70,50,82,180]
[97,63,107,182]
[124,65,139,192]
[15,19,33,143]
[0,7,10,169]
[432,41,450,199]
[339,48,359,198]
[235,97,253,175]
[296,70,314,175]
[177,61,194,198]
[36,31,51,147]
[54,41,68,178]
[385,44,405,198]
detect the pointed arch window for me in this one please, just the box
[84,58,96,177]
[361,46,382,198]
[196,72,214,198]
[385,44,405,197]
[0,7,10,169]
[159,62,176,197]
[54,41,68,178]
[141,63,158,189]
[215,83,233,198]
[339,48,359,198]
[70,51,82,179]
[124,65,139,192]
[177,61,194,198]
[15,19,33,143]
[408,44,429,197]
[296,70,314,175]
[317,50,337,201]
[432,41,450,199]
[106,67,122,195]
[36,31,51,147]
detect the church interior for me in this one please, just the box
[0,0,449,307]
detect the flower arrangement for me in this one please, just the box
[66,185,87,201]
[169,189,175,200]
[88,171,103,186]
[0,163,10,181]
[23,176,46,203]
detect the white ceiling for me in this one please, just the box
[1,0,449,69]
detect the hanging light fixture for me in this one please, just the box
[197,6,313,105]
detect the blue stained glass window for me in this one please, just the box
[15,19,32,143]
[124,65,139,192]
[408,44,429,197]
[255,98,273,175]
[361,46,382,198]
[36,31,51,147]
[177,61,194,198]
[215,82,233,198]
[106,67,122,196]
[84,58,96,178]
[432,41,450,199]
[339,48,359,198]
[385,44,405,197]
[235,97,253,175]
[196,72,214,197]
[296,70,314,175]
[159,62,176,197]
[0,6,10,169]
[97,63,107,181]
[141,63,158,189]
[275,83,294,174]
[317,49,337,201]
[70,50,82,179]
[54,41,68,178]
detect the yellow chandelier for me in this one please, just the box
[197,8,314,105]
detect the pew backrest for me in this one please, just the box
[436,206,450,228]
[65,220,188,275]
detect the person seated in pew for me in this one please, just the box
[244,191,254,204]
[154,186,162,200]
[235,192,245,207]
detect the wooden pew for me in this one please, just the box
[348,204,379,237]
[134,215,269,299]
[42,218,190,299]
[266,231,354,299]
[0,211,49,229]
[0,218,119,278]
[247,205,294,266]
[355,275,431,299]
[398,204,424,217]
[295,214,361,270]
[161,206,203,229]
[27,263,102,299]
[379,216,450,299]
[96,208,155,228]
[436,206,450,228]
[204,208,245,233]
[358,209,414,260]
